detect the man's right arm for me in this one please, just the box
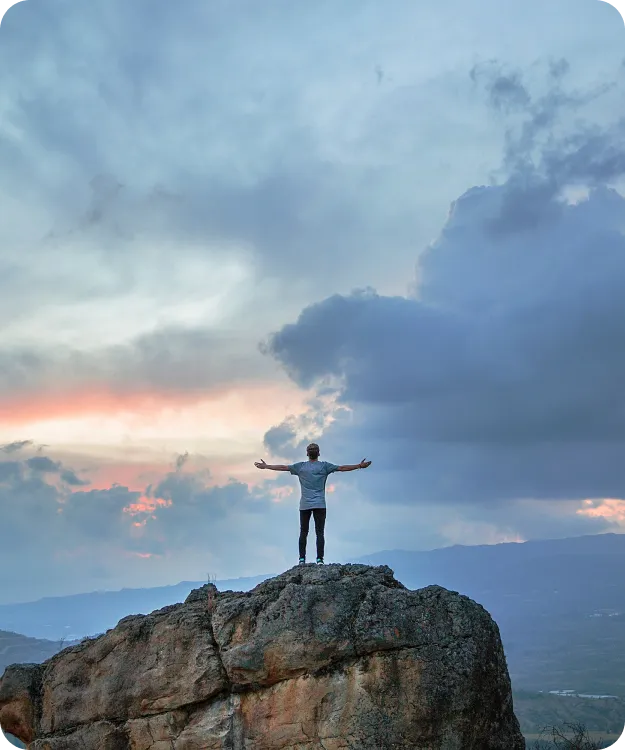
[255,459,293,471]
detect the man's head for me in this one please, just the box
[306,443,320,460]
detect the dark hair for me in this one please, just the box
[306,443,319,458]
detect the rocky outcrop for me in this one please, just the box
[0,564,525,749]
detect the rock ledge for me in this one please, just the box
[0,564,525,749]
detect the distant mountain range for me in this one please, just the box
[0,629,68,668]
[1,533,625,714]
[0,574,272,642]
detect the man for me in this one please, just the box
[254,443,372,565]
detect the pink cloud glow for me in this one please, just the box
[577,498,625,522]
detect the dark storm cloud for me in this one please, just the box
[0,440,33,453]
[26,456,60,472]
[474,58,616,166]
[61,485,141,539]
[0,461,22,482]
[470,60,623,236]
[263,423,299,457]
[261,232,625,448]
[260,66,625,511]
[0,462,63,552]
[469,62,531,111]
[60,469,90,486]
[175,452,190,472]
[151,472,271,523]
[7,453,91,486]
[0,448,279,597]
[261,402,331,461]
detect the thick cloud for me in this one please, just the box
[26,456,61,473]
[0,440,33,454]
[0,446,288,602]
[6,0,618,358]
[0,443,91,487]
[0,0,444,322]
[260,66,625,519]
[0,324,278,404]
[0,0,621,401]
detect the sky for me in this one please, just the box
[1,0,625,604]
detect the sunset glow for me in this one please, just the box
[1,0,623,609]
[123,497,172,516]
[577,498,625,522]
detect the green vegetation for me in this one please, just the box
[514,690,624,736]
[526,722,616,749]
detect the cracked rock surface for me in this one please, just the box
[0,564,525,749]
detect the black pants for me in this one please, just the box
[299,508,326,560]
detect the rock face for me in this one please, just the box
[0,564,525,749]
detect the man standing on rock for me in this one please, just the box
[255,443,372,566]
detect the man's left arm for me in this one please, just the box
[332,459,372,473]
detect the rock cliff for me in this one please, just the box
[0,564,525,749]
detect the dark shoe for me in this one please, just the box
[299,558,306,565]
[316,558,324,564]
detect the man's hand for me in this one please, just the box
[255,459,268,469]
[359,458,372,469]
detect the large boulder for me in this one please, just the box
[0,564,525,749]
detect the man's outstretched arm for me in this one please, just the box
[254,459,291,471]
[337,458,372,472]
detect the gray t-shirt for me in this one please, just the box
[288,459,340,510]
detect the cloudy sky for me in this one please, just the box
[1,0,624,604]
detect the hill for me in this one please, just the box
[0,630,69,676]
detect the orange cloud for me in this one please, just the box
[123,496,172,516]
[0,387,184,426]
[0,380,308,431]
[440,519,526,546]
[86,462,169,492]
[1,378,345,532]
[577,498,625,522]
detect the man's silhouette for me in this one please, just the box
[255,443,372,565]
